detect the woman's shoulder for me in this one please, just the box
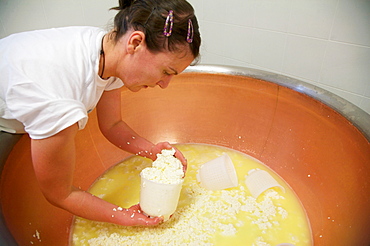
[1,26,104,44]
[0,26,106,85]
[47,26,105,37]
[1,26,105,60]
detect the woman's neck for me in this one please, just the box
[99,35,106,79]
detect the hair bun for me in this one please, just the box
[111,0,134,11]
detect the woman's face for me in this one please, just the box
[114,33,195,92]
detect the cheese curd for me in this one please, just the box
[141,148,184,184]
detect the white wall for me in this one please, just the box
[0,0,117,33]
[1,0,369,114]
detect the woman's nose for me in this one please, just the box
[157,75,173,89]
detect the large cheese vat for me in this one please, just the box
[1,65,369,245]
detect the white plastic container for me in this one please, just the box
[196,153,238,190]
[140,174,184,221]
[245,169,285,198]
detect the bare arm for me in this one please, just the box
[96,89,187,171]
[31,124,162,226]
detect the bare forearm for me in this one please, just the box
[58,187,158,226]
[102,121,188,171]
[101,121,157,159]
[59,187,119,222]
[96,90,187,168]
[31,125,161,226]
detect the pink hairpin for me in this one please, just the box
[186,19,194,43]
[163,10,174,37]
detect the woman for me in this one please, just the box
[0,0,201,226]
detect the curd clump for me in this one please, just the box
[141,148,184,184]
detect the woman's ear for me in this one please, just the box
[127,31,145,54]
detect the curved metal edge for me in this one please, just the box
[185,64,370,141]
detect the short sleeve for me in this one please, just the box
[7,82,88,139]
[105,77,124,91]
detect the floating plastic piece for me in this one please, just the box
[196,154,238,190]
[245,169,285,198]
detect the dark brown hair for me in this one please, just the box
[111,0,201,58]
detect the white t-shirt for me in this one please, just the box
[0,26,123,139]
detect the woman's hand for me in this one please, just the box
[147,142,187,174]
[116,204,163,226]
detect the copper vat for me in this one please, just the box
[1,65,369,245]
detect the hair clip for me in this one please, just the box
[144,7,156,27]
[186,19,194,43]
[163,10,174,37]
